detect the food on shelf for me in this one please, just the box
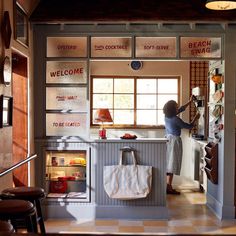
[120,133,137,139]
[51,171,65,179]
[69,157,86,165]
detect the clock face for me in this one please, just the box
[3,56,11,86]
[131,61,142,70]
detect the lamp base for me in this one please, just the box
[99,128,107,139]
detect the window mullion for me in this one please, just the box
[134,77,137,126]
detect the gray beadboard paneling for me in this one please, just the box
[36,140,167,219]
[95,141,166,206]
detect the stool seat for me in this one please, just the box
[2,187,46,234]
[0,200,35,218]
[0,220,14,233]
[0,199,37,233]
[2,187,45,201]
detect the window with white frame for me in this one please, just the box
[91,76,179,127]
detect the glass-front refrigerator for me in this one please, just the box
[45,148,90,202]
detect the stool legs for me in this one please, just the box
[35,199,46,233]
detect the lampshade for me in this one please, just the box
[205,0,236,10]
[94,109,113,123]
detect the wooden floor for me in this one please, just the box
[43,189,236,235]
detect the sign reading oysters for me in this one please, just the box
[46,61,87,84]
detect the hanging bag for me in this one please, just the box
[103,147,152,200]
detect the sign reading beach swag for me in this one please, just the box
[47,37,87,57]
[46,113,87,136]
[46,61,87,84]
[135,37,177,58]
[91,37,132,58]
[180,37,221,58]
[46,87,87,111]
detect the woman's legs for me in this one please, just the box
[167,173,173,186]
[166,173,180,194]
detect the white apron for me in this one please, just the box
[166,134,183,175]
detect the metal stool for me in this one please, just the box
[0,199,37,233]
[2,187,46,234]
[0,220,14,233]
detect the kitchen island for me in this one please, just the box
[36,138,168,219]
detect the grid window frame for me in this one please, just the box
[91,76,180,128]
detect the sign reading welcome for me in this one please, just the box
[47,37,87,57]
[91,37,132,58]
[135,37,176,58]
[180,37,221,58]
[46,61,87,84]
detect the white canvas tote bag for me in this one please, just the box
[103,147,152,200]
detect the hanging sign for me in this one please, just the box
[46,87,87,111]
[46,113,88,136]
[91,37,132,58]
[46,61,87,84]
[47,37,87,57]
[180,37,221,58]
[135,37,176,58]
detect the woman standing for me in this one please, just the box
[163,97,200,194]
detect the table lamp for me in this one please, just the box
[94,109,113,139]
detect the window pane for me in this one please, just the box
[158,79,178,93]
[137,110,157,125]
[158,110,165,125]
[137,79,156,93]
[158,95,178,109]
[137,95,156,109]
[93,94,113,108]
[93,79,113,93]
[114,95,134,109]
[114,79,134,93]
[114,110,134,124]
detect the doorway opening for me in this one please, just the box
[12,52,28,186]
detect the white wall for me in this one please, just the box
[90,60,196,187]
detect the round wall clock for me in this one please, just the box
[130,61,142,70]
[2,56,12,86]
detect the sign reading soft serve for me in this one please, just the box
[47,37,87,57]
[180,37,221,58]
[136,37,176,58]
[46,61,87,84]
[91,37,132,58]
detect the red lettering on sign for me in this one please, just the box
[188,40,211,48]
[57,45,77,50]
[95,45,128,50]
[50,68,84,78]
[191,47,211,55]
[56,96,78,101]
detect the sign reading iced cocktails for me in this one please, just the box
[180,37,221,58]
[91,37,132,57]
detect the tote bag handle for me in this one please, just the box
[119,146,136,165]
